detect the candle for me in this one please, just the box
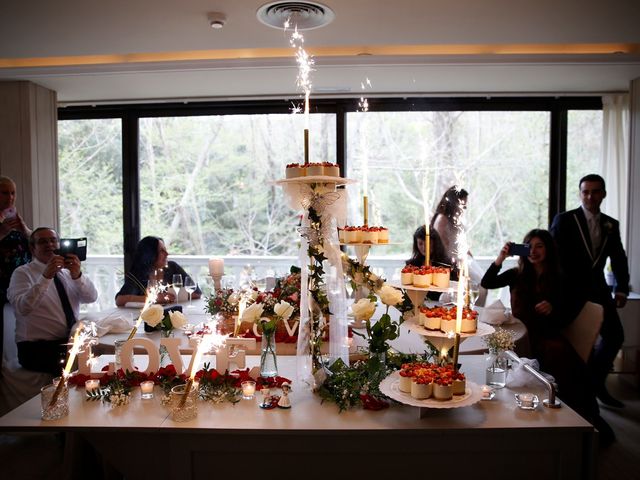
[140,380,154,399]
[519,393,535,408]
[85,379,100,394]
[209,258,224,277]
[241,380,256,400]
[481,385,494,400]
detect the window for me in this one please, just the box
[346,110,550,257]
[566,110,602,208]
[138,113,336,255]
[58,118,123,255]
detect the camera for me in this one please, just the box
[508,243,530,257]
[55,237,87,261]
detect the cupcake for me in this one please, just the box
[285,163,306,178]
[400,265,414,285]
[432,267,450,288]
[411,375,433,400]
[306,162,324,176]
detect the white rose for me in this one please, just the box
[378,284,404,307]
[228,293,240,306]
[242,302,265,323]
[274,301,294,321]
[168,310,187,329]
[351,298,377,321]
[141,304,164,327]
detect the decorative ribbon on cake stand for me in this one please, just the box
[287,183,349,389]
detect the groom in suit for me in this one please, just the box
[551,174,629,408]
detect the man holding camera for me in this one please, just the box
[551,174,629,408]
[7,227,97,376]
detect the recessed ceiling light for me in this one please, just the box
[257,1,335,30]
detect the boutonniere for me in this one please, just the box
[603,221,613,233]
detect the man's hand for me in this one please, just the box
[43,255,66,279]
[614,292,627,308]
[63,253,82,280]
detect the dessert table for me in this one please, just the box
[0,354,595,480]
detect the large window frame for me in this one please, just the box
[58,96,602,270]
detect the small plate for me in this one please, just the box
[514,393,539,410]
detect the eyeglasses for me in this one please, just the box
[35,237,59,245]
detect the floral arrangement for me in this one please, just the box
[319,350,437,412]
[351,285,413,356]
[483,327,516,353]
[141,305,188,334]
[341,254,385,294]
[205,287,241,316]
[71,365,291,405]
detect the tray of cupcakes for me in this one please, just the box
[379,362,482,409]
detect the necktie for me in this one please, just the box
[53,274,76,330]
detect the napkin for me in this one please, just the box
[506,357,555,388]
[479,300,511,325]
[81,311,133,337]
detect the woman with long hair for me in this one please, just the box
[406,225,445,268]
[481,228,614,443]
[115,236,200,306]
[429,186,469,279]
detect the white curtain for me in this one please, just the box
[601,94,630,246]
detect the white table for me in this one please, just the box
[0,354,595,480]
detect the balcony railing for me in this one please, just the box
[82,254,507,312]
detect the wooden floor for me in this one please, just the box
[0,373,639,480]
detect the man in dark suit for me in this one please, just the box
[551,174,629,408]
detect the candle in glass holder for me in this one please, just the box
[140,380,155,399]
[241,380,256,400]
[481,384,495,400]
[519,392,534,408]
[85,379,100,394]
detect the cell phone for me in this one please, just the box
[508,243,530,257]
[55,237,87,261]
[2,207,16,220]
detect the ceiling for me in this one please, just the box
[1,0,640,105]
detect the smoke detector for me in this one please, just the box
[208,12,227,29]
[257,1,335,30]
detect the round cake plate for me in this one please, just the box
[388,281,457,319]
[274,176,356,185]
[404,316,495,339]
[379,371,483,409]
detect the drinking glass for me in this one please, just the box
[184,276,197,309]
[172,274,183,303]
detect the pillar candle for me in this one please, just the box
[209,258,224,277]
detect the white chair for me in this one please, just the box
[562,301,603,363]
[0,304,53,415]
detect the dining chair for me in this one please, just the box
[562,301,603,363]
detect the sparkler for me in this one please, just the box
[179,320,227,408]
[360,78,371,226]
[127,285,161,340]
[47,323,88,409]
[452,224,469,372]
[287,20,314,165]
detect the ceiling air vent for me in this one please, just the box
[257,1,335,30]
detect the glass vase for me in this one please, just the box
[260,330,278,378]
[485,350,508,388]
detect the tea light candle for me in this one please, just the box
[519,392,534,408]
[481,385,492,397]
[85,379,100,394]
[140,380,155,399]
[241,380,256,400]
